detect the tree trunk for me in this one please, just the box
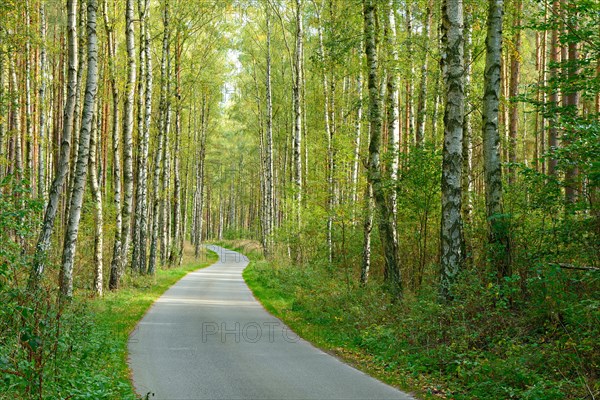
[482,0,511,279]
[405,2,415,147]
[415,2,432,146]
[462,8,474,252]
[385,0,400,222]
[38,2,48,200]
[361,182,373,285]
[315,2,334,267]
[9,59,22,181]
[351,68,363,218]
[0,48,5,179]
[364,0,401,296]
[90,102,103,296]
[194,96,208,257]
[439,0,465,301]
[564,11,579,204]
[29,0,78,289]
[25,0,34,191]
[548,0,560,176]
[161,59,172,265]
[293,0,303,232]
[169,29,182,266]
[65,0,87,222]
[105,0,122,289]
[264,5,274,256]
[60,0,99,298]
[508,0,522,184]
[132,0,151,273]
[120,0,137,273]
[149,0,169,274]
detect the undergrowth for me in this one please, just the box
[1,236,216,399]
[242,248,599,399]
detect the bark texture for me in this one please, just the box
[483,0,511,279]
[60,0,99,298]
[364,0,401,296]
[439,0,465,301]
[29,0,79,289]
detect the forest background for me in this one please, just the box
[0,0,598,398]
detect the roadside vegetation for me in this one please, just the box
[1,197,216,400]
[213,239,600,400]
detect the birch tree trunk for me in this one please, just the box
[351,68,363,218]
[132,0,151,273]
[38,2,48,200]
[462,9,474,239]
[104,0,122,288]
[60,0,99,298]
[361,182,373,285]
[9,59,22,181]
[264,5,274,256]
[548,0,560,176]
[25,0,34,190]
[405,2,415,147]
[194,97,208,257]
[65,1,87,220]
[315,1,334,266]
[415,2,432,146]
[120,0,137,272]
[90,102,103,296]
[161,48,172,265]
[29,0,78,289]
[293,0,303,231]
[508,0,522,184]
[169,30,182,266]
[385,0,400,222]
[149,2,169,273]
[482,0,511,279]
[364,0,401,296]
[439,0,465,301]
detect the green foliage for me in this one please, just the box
[245,256,599,399]
[0,184,218,400]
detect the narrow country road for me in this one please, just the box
[128,245,414,400]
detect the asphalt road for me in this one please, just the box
[128,245,414,400]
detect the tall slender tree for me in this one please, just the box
[105,0,122,289]
[364,0,401,296]
[60,0,99,298]
[482,0,511,279]
[439,0,465,301]
[119,0,137,274]
[38,2,48,200]
[90,102,103,296]
[149,0,170,274]
[29,0,79,289]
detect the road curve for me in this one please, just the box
[128,245,414,400]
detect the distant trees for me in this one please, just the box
[4,0,228,297]
[0,0,595,306]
